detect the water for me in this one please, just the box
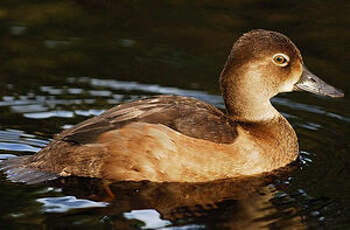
[0,0,349,229]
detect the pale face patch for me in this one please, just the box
[279,77,298,92]
[279,61,303,93]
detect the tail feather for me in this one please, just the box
[0,156,58,184]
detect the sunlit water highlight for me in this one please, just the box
[0,77,348,229]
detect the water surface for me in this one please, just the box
[0,0,349,229]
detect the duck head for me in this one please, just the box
[220,29,344,121]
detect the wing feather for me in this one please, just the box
[58,95,237,144]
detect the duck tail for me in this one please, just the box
[0,156,58,184]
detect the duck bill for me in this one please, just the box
[294,65,344,98]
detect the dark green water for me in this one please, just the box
[0,0,349,229]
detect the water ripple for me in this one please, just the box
[24,111,74,119]
[124,209,171,229]
[0,129,48,153]
[0,142,40,153]
[2,78,348,125]
[37,196,108,213]
[274,98,350,122]
[71,77,225,106]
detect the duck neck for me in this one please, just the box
[220,66,279,122]
[225,93,278,122]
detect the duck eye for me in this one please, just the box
[272,53,289,67]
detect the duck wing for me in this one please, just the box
[59,95,237,144]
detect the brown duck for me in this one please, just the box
[0,29,343,184]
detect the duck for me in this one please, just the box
[0,29,344,184]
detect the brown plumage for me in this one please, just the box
[59,96,237,144]
[0,29,343,184]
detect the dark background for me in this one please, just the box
[0,0,349,229]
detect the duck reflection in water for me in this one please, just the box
[44,165,305,229]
